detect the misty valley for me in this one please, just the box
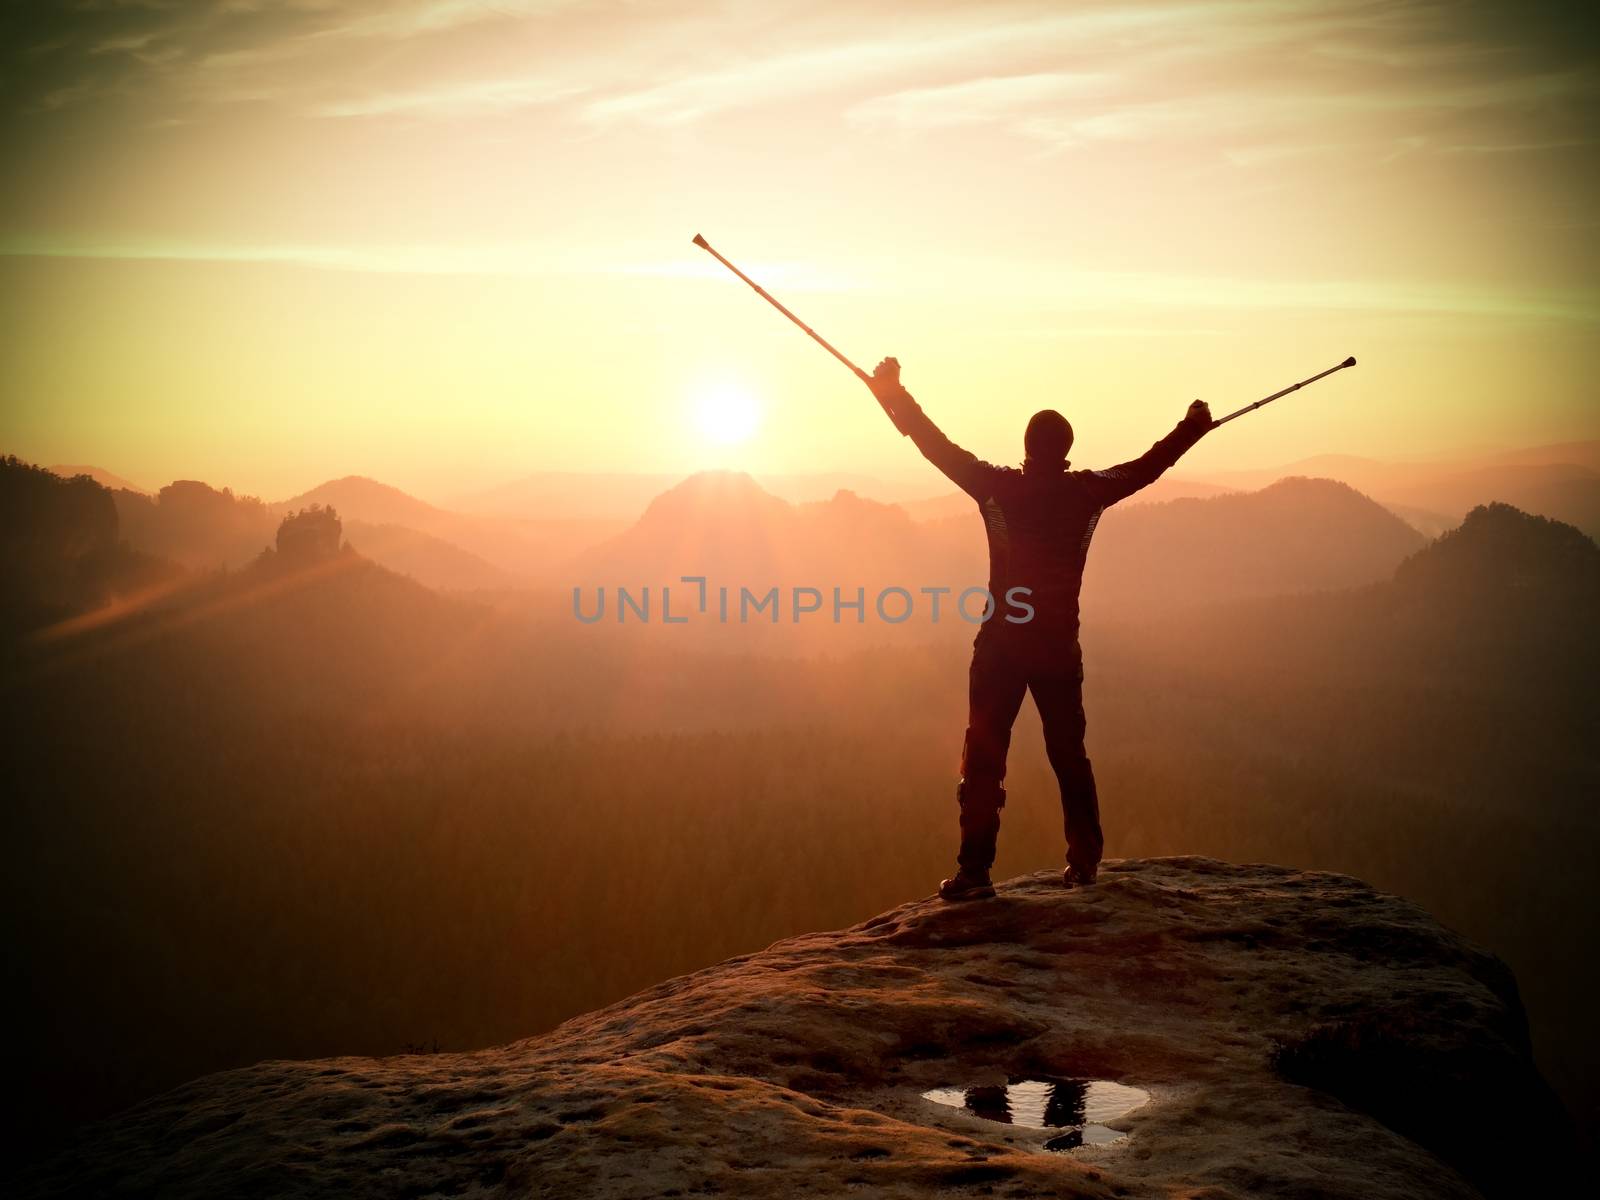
[3,449,1597,1168]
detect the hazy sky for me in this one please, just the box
[2,0,1596,499]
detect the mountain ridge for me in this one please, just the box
[31,456,1592,621]
[45,464,148,494]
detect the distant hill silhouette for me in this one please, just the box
[601,470,792,581]
[47,464,147,494]
[1122,476,1239,505]
[1202,441,1600,539]
[450,469,932,523]
[574,470,962,592]
[273,505,343,567]
[3,457,177,632]
[1476,439,1600,472]
[114,480,276,570]
[10,515,479,722]
[449,470,686,521]
[278,475,610,586]
[1133,503,1599,756]
[278,476,444,530]
[339,520,510,591]
[577,471,1430,618]
[1380,464,1600,542]
[1376,502,1457,539]
[63,441,1600,602]
[1393,502,1600,615]
[37,455,1580,623]
[1084,477,1427,616]
[91,471,545,590]
[276,477,519,589]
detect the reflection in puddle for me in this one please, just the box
[922,1077,1149,1150]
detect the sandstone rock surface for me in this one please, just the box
[23,858,1568,1199]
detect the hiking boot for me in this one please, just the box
[1062,864,1098,889]
[939,871,996,902]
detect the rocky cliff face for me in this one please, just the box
[22,859,1571,1199]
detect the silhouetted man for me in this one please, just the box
[866,357,1213,900]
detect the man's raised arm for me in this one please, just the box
[1081,400,1214,507]
[865,357,997,499]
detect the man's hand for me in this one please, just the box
[868,356,906,401]
[1184,399,1214,430]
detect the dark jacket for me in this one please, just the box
[883,389,1207,630]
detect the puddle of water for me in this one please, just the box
[922,1077,1149,1150]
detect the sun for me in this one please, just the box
[691,382,762,445]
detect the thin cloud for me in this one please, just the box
[995,325,1229,340]
[1434,137,1600,155]
[1032,268,1600,323]
[873,69,1598,153]
[608,258,858,292]
[1221,137,1427,167]
[89,33,159,55]
[1309,38,1513,69]
[314,0,572,42]
[29,79,104,113]
[581,6,1204,126]
[5,235,1593,323]
[848,73,1114,130]
[314,77,584,118]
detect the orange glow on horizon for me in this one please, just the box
[0,1,1594,501]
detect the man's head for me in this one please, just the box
[1024,409,1073,470]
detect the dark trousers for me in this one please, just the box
[957,625,1103,873]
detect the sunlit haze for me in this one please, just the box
[2,0,1596,499]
